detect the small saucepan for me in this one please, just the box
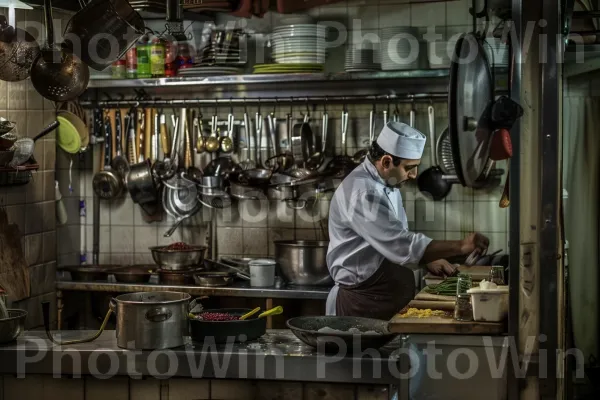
[193,271,236,287]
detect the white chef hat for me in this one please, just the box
[376,121,426,159]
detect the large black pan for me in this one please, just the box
[189,308,266,344]
[286,316,398,353]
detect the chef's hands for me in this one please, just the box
[460,232,490,256]
[426,259,457,277]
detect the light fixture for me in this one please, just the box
[0,1,32,9]
[0,1,33,27]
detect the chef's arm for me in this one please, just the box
[419,240,464,264]
[419,232,490,264]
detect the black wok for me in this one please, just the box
[286,316,398,353]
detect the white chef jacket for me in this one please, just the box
[325,158,432,316]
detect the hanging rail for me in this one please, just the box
[79,93,449,108]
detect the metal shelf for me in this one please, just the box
[87,69,454,89]
[84,68,508,100]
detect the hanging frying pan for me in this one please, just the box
[448,33,495,188]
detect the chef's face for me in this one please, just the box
[381,156,420,188]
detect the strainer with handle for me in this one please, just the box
[9,121,60,168]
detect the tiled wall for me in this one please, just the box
[58,0,509,264]
[0,6,67,328]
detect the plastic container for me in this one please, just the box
[467,286,509,322]
[249,259,276,287]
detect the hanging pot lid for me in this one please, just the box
[448,33,495,187]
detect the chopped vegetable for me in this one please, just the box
[164,242,193,251]
[423,274,472,296]
[398,308,450,318]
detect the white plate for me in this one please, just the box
[273,24,327,30]
[271,38,326,45]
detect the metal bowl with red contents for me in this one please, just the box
[149,242,207,271]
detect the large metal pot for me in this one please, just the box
[127,159,159,205]
[110,291,192,350]
[274,240,332,286]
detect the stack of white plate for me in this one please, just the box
[484,38,509,67]
[344,47,381,72]
[271,23,327,64]
[381,26,424,71]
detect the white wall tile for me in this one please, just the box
[110,226,134,253]
[473,201,508,232]
[415,198,445,231]
[484,232,509,253]
[243,227,269,256]
[110,253,134,265]
[347,4,380,29]
[240,199,269,227]
[446,0,470,26]
[379,4,410,28]
[110,197,135,226]
[86,225,111,253]
[410,2,446,27]
[134,226,158,252]
[445,200,474,233]
[217,227,244,255]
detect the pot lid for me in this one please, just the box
[448,33,495,187]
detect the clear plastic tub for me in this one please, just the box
[467,286,509,322]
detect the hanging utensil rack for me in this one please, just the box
[80,93,449,108]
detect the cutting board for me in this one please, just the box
[388,315,505,335]
[408,300,455,311]
[414,292,456,302]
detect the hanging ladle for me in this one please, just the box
[306,101,329,170]
[239,103,256,170]
[352,102,376,164]
[205,103,220,153]
[220,102,234,153]
[195,108,205,153]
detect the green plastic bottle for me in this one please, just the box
[136,39,151,79]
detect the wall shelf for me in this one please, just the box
[84,68,509,100]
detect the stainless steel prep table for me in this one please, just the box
[0,330,404,385]
[55,279,330,300]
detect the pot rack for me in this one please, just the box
[79,92,448,109]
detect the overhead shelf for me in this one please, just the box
[84,68,508,99]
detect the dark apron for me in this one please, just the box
[336,260,416,320]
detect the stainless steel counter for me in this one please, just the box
[0,330,404,385]
[55,279,330,300]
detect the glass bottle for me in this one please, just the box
[455,273,472,296]
[489,266,505,285]
[454,294,473,321]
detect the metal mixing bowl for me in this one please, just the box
[149,246,207,270]
[0,309,27,344]
[274,240,333,286]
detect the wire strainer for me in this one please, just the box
[9,121,59,168]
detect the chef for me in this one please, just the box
[326,121,489,319]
